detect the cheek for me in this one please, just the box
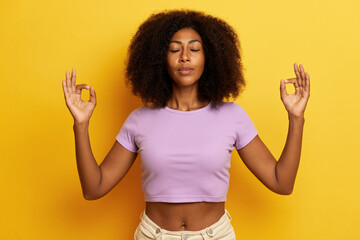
[167,56,177,70]
[166,58,176,79]
[197,56,205,72]
[197,52,205,66]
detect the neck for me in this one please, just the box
[167,84,208,111]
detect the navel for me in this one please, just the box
[181,221,187,230]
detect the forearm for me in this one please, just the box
[73,122,101,200]
[275,115,305,194]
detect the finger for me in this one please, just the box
[284,78,297,84]
[66,71,72,94]
[62,80,69,99]
[89,86,97,105]
[71,69,76,93]
[62,79,68,95]
[75,84,90,95]
[293,63,301,88]
[285,77,305,96]
[299,64,306,87]
[280,79,287,99]
[285,77,299,90]
[305,72,310,93]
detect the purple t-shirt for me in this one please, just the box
[116,101,258,203]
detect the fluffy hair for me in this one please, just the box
[125,9,246,109]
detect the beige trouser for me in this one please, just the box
[134,209,236,240]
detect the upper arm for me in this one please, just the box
[237,135,281,193]
[91,108,140,199]
[94,141,138,199]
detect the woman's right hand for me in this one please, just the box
[62,69,96,125]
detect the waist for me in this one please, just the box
[145,201,225,231]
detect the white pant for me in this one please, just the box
[134,209,236,240]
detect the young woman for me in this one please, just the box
[62,10,310,240]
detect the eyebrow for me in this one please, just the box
[169,40,202,44]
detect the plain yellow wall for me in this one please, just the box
[1,0,359,239]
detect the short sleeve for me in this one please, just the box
[116,109,139,153]
[232,102,258,150]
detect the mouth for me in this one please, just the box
[178,67,194,75]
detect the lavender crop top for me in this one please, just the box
[116,101,258,203]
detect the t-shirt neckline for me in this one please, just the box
[163,102,211,115]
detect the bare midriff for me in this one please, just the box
[145,201,225,231]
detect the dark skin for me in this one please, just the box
[62,28,310,231]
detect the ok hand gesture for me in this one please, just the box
[62,69,97,124]
[280,63,310,118]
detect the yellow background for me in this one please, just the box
[1,0,359,239]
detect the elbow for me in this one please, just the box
[84,194,96,201]
[82,182,103,200]
[271,181,294,195]
[83,191,102,200]
[275,187,293,195]
[273,175,294,195]
[83,194,96,200]
[280,189,293,195]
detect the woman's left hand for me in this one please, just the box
[280,63,310,118]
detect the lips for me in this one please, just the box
[178,67,194,75]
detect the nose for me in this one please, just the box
[179,50,190,63]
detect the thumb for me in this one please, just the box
[280,80,287,100]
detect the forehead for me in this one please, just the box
[170,28,202,42]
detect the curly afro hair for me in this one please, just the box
[125,9,246,109]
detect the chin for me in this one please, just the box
[173,79,199,88]
[174,74,202,85]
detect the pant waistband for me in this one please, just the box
[139,209,232,238]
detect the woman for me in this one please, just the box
[62,10,310,240]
